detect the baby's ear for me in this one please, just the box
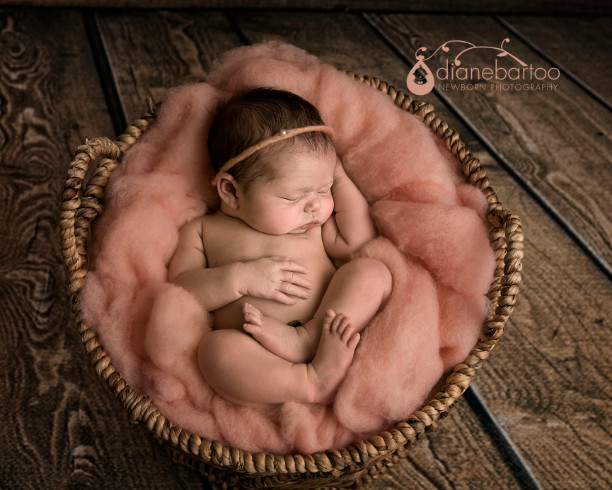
[217,173,240,209]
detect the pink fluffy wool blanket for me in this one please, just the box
[81,42,496,454]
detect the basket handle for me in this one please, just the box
[60,136,122,296]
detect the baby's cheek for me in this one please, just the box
[278,209,299,231]
[323,198,335,220]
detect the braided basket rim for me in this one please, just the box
[59,73,523,488]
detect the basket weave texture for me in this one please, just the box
[60,74,523,489]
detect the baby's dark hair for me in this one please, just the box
[208,87,334,191]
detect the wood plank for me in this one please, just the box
[95,9,245,122]
[358,12,612,489]
[500,16,612,104]
[369,400,523,489]
[233,10,410,89]
[0,9,211,489]
[234,10,529,488]
[7,0,612,14]
[365,13,612,278]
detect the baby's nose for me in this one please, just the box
[304,195,321,213]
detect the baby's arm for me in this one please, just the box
[322,158,377,262]
[168,219,243,311]
[168,219,312,311]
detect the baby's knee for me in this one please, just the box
[349,257,391,279]
[346,257,392,294]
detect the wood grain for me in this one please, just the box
[500,16,612,104]
[95,9,244,122]
[467,123,612,490]
[0,9,211,489]
[233,10,410,89]
[236,10,612,488]
[3,7,609,490]
[7,0,612,14]
[368,400,522,489]
[365,13,612,278]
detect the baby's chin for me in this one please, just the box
[288,228,313,235]
[249,224,308,236]
[247,220,324,236]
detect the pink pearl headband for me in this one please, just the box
[211,125,335,186]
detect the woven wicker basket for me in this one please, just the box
[60,74,523,489]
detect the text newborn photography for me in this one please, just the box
[407,38,560,94]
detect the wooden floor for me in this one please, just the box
[1,5,611,489]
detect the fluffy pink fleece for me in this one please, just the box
[80,42,496,454]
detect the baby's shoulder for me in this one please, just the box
[200,211,240,232]
[194,212,224,242]
[199,211,254,248]
[175,216,205,247]
[177,214,227,259]
[198,212,216,228]
[176,212,231,248]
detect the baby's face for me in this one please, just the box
[236,148,336,235]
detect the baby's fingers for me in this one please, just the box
[277,258,310,275]
[282,270,312,290]
[271,290,298,305]
[278,281,311,299]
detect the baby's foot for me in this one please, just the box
[306,310,360,404]
[242,303,311,363]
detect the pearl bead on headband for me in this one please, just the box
[211,125,335,186]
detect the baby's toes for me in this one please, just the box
[336,316,352,337]
[243,322,260,335]
[330,313,348,334]
[347,332,360,351]
[322,309,336,333]
[244,313,258,325]
[339,321,355,343]
[243,303,262,325]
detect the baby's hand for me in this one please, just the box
[333,157,347,181]
[238,257,312,305]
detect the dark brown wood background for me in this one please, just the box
[1,4,611,489]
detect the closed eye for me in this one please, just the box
[283,195,302,203]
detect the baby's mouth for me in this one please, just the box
[300,220,320,229]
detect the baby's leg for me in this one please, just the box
[244,257,391,363]
[298,258,392,360]
[243,303,311,363]
[198,311,359,405]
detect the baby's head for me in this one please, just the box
[208,88,338,235]
[208,87,335,192]
[208,87,335,191]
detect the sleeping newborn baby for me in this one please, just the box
[168,88,392,406]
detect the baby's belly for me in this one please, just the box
[212,258,335,330]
